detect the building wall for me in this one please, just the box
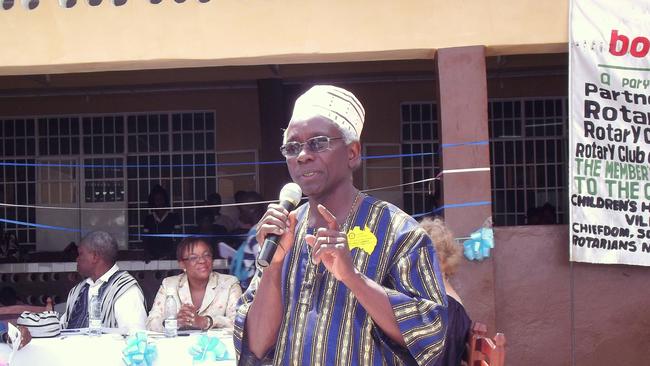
[0,87,261,151]
[0,66,567,207]
[463,225,650,366]
[0,0,568,75]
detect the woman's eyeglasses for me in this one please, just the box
[183,253,213,264]
[280,136,343,158]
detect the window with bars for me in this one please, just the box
[0,158,36,247]
[82,116,124,155]
[38,117,80,156]
[84,158,125,203]
[2,119,36,157]
[124,112,218,247]
[399,98,567,224]
[127,114,169,154]
[0,111,251,251]
[488,98,568,226]
[37,160,78,205]
[1,119,37,248]
[400,102,440,216]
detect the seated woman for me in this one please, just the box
[420,217,472,366]
[146,237,242,332]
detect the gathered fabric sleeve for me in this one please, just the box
[145,282,169,333]
[377,233,449,366]
[211,279,242,329]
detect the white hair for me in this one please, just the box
[80,231,118,264]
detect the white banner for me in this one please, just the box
[569,0,650,266]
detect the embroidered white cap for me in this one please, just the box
[289,85,365,141]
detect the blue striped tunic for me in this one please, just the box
[234,196,448,365]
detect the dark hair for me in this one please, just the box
[237,191,266,225]
[206,193,222,215]
[148,185,170,207]
[234,190,247,204]
[196,208,214,224]
[206,193,222,205]
[176,236,213,262]
[0,286,18,306]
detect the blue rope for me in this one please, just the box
[431,200,491,214]
[0,152,437,169]
[0,218,82,233]
[0,218,247,238]
[440,140,489,149]
[0,140,488,169]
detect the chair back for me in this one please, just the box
[465,322,506,366]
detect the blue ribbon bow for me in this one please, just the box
[122,332,158,366]
[463,227,494,261]
[189,334,232,363]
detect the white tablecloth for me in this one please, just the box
[0,330,236,366]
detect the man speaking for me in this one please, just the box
[234,85,448,365]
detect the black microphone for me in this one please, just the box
[257,183,303,268]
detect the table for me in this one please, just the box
[0,329,236,366]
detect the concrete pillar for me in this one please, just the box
[435,46,496,332]
[256,78,291,200]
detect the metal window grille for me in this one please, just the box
[1,118,37,247]
[214,150,259,194]
[84,158,125,203]
[82,116,124,155]
[38,117,80,156]
[125,111,218,248]
[35,158,80,251]
[488,98,568,226]
[0,158,36,247]
[0,110,253,251]
[400,102,440,216]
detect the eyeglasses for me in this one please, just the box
[280,136,343,158]
[182,253,213,264]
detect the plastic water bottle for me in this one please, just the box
[88,294,102,336]
[164,290,178,338]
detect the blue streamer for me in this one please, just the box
[440,140,489,149]
[362,152,436,160]
[0,218,83,233]
[0,217,247,238]
[0,160,285,169]
[431,201,491,214]
[0,152,437,169]
[1,201,491,237]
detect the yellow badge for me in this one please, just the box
[347,226,378,255]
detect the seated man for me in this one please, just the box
[61,231,146,332]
